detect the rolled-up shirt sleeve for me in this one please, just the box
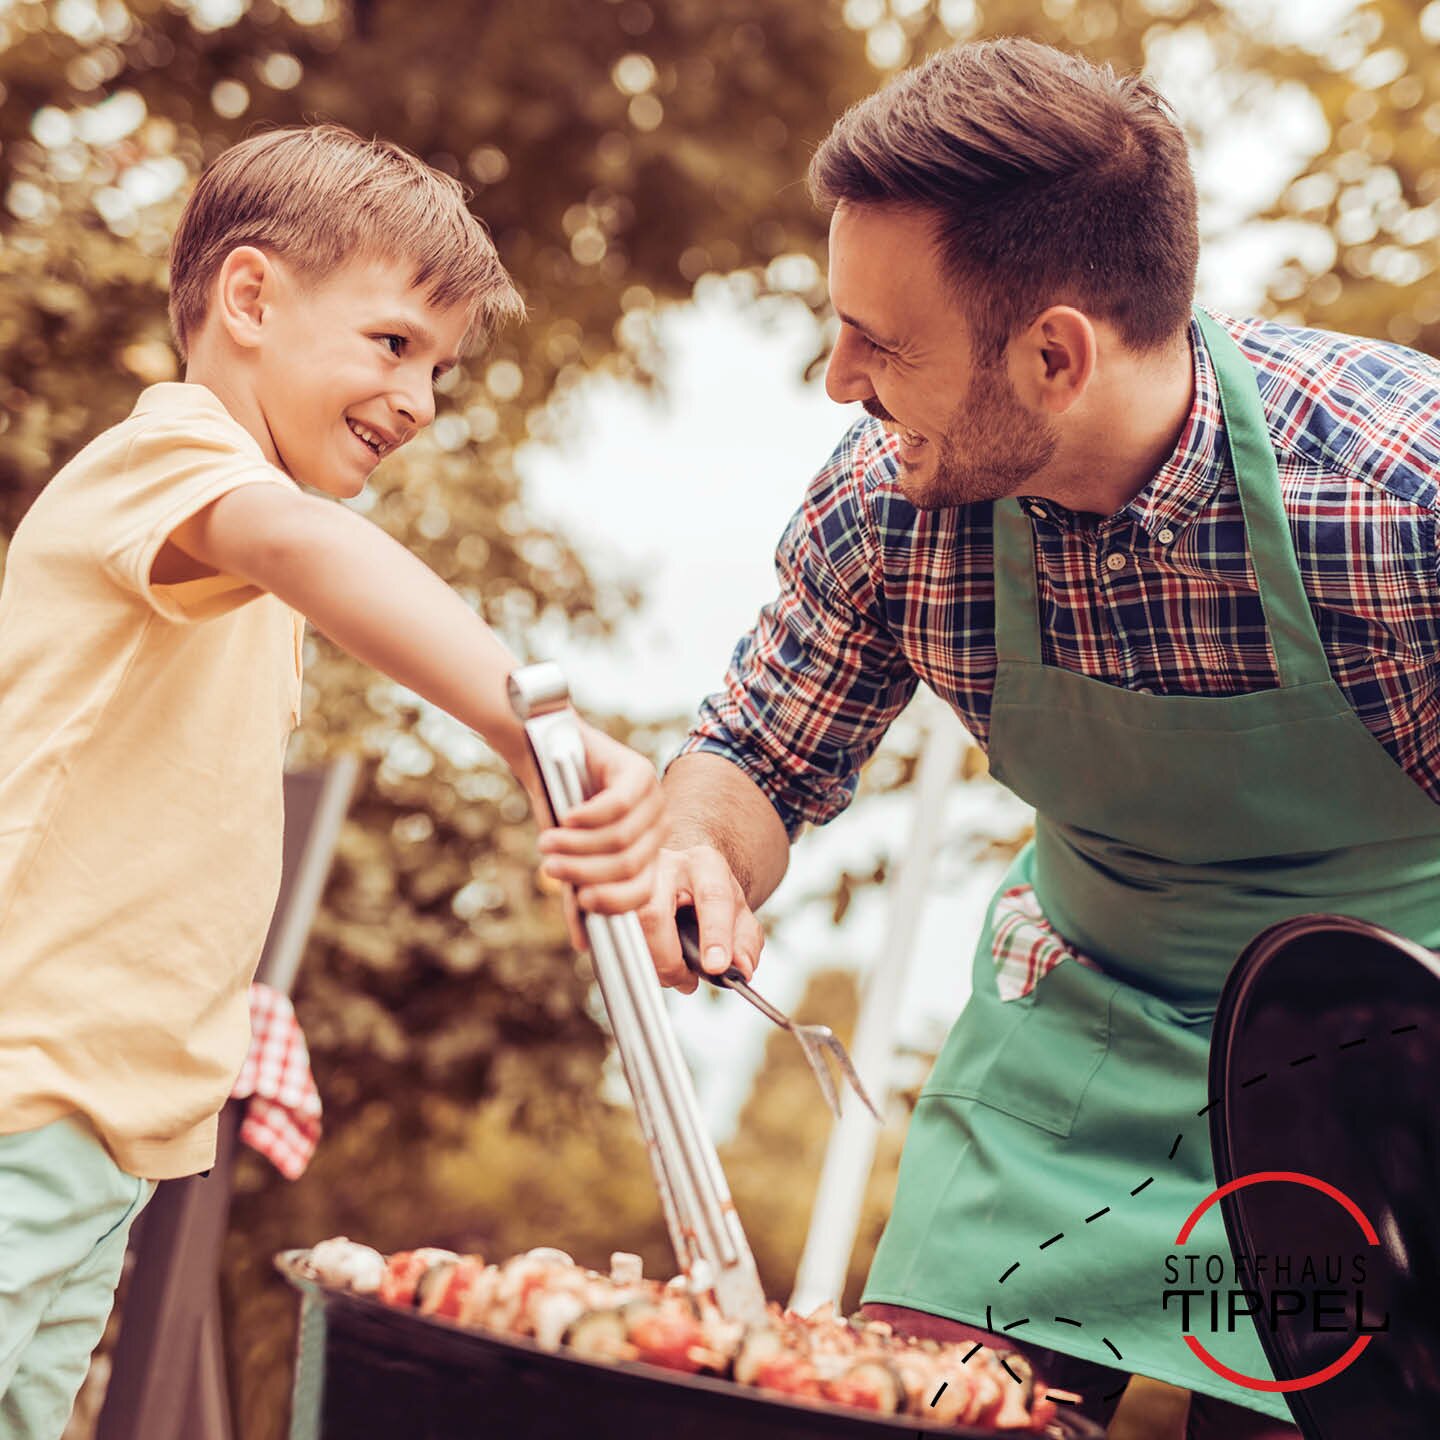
[676,421,918,838]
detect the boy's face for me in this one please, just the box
[250,257,470,498]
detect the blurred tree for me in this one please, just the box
[0,1,876,1433]
[7,0,1440,1435]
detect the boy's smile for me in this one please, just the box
[198,253,473,499]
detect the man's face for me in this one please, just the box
[824,202,1057,508]
[249,257,471,499]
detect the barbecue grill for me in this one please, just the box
[277,1252,1103,1439]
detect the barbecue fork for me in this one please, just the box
[676,907,882,1122]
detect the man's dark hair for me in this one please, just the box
[809,37,1199,359]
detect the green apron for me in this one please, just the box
[863,312,1440,1420]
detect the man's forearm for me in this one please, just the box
[663,751,791,906]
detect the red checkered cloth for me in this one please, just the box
[990,884,1102,1002]
[230,982,322,1179]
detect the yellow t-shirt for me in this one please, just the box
[0,382,304,1179]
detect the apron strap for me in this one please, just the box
[991,497,1043,666]
[991,312,1331,690]
[1194,310,1331,689]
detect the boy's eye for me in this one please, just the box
[378,334,406,356]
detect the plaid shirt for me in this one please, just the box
[684,308,1440,835]
[682,310,1440,994]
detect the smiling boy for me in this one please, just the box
[0,125,666,1439]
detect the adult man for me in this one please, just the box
[542,37,1440,1436]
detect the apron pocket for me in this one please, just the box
[924,957,1116,1138]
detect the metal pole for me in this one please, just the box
[788,699,967,1315]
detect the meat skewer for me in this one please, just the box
[296,1239,1065,1433]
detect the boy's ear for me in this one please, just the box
[213,246,273,351]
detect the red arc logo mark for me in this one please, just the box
[1174,1170,1378,1394]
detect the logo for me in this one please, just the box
[1161,1171,1389,1393]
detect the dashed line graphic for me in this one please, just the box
[966,1019,1421,1416]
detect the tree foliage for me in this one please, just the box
[7,1,1440,1436]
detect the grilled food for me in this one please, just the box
[297,1238,1060,1432]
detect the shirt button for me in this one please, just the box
[1105,552,1128,572]
[1157,527,1175,544]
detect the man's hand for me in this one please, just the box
[535,721,667,926]
[634,844,766,994]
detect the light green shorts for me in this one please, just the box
[0,1116,155,1440]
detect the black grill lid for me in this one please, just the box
[1209,914,1440,1440]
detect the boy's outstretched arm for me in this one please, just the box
[165,481,665,916]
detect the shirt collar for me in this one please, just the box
[1119,311,1226,540]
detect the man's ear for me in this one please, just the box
[1011,305,1096,416]
[213,246,273,350]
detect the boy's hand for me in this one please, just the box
[534,722,666,932]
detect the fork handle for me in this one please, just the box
[675,907,794,1031]
[675,905,746,988]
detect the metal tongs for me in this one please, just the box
[676,908,881,1123]
[509,663,767,1324]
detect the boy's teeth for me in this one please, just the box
[348,419,382,452]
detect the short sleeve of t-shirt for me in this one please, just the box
[93,385,297,624]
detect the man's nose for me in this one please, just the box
[824,326,873,405]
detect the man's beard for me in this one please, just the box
[869,361,1058,509]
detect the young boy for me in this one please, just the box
[0,124,666,1438]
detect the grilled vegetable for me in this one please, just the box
[823,1358,905,1414]
[379,1248,457,1308]
[562,1308,632,1363]
[626,1301,706,1373]
[417,1256,485,1321]
[732,1325,785,1386]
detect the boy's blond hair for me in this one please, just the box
[167,124,525,359]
